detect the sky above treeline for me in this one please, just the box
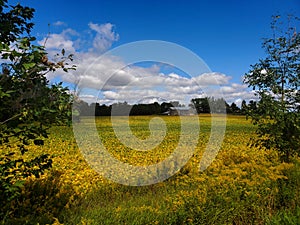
[15,0,300,106]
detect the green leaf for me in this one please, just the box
[23,62,36,70]
[13,180,25,188]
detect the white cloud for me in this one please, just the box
[68,55,255,105]
[101,89,191,105]
[88,22,119,52]
[40,22,256,106]
[220,86,235,93]
[38,28,78,53]
[77,94,98,103]
[192,72,231,86]
[53,21,67,27]
[260,68,267,75]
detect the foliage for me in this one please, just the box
[191,97,236,114]
[191,97,211,113]
[76,97,241,116]
[244,15,300,162]
[0,0,75,216]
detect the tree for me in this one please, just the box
[209,97,227,114]
[225,102,232,114]
[244,15,300,162]
[190,97,210,113]
[240,100,247,115]
[0,0,75,214]
[230,102,240,114]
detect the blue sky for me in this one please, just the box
[18,0,300,105]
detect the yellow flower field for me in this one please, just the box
[1,115,299,224]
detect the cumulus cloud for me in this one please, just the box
[88,22,119,52]
[39,22,256,105]
[38,28,78,53]
[192,72,231,86]
[65,53,254,105]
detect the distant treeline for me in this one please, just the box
[75,97,257,116]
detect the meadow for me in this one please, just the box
[2,115,300,225]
